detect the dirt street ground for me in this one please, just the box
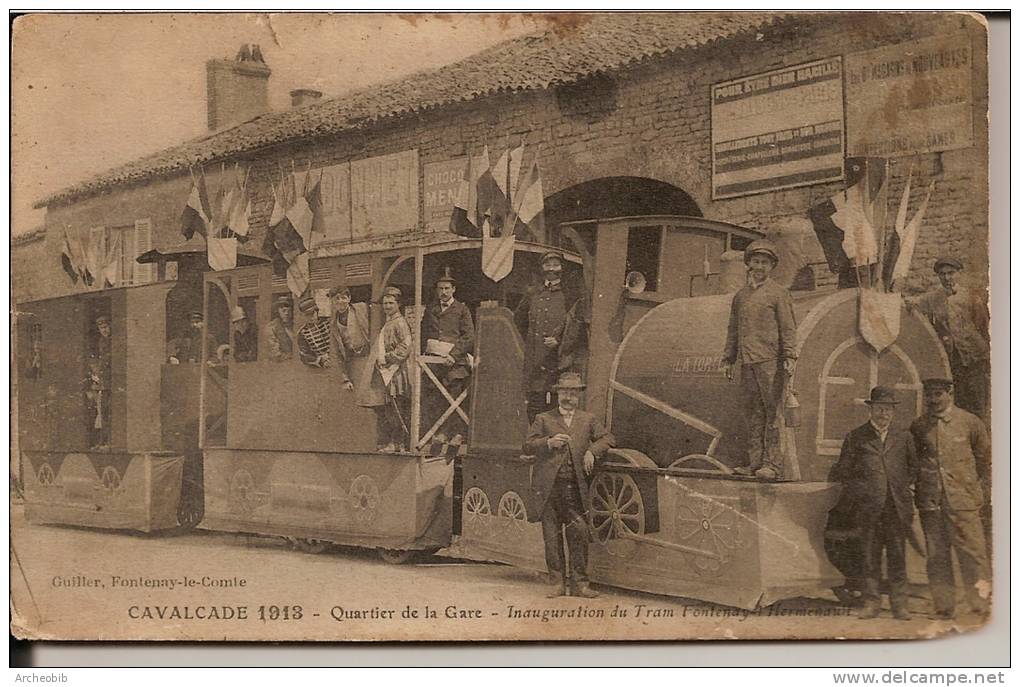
[10,504,972,641]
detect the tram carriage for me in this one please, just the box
[14,214,951,609]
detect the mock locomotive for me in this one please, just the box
[14,215,950,609]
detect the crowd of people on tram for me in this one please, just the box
[141,241,991,616]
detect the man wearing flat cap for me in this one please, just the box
[826,386,918,620]
[910,258,990,421]
[911,377,991,619]
[168,309,218,364]
[514,250,588,422]
[722,239,798,481]
[263,296,295,362]
[421,269,475,442]
[524,372,614,599]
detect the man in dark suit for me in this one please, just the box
[421,270,475,442]
[827,386,917,620]
[911,378,991,619]
[524,372,614,598]
[514,251,587,422]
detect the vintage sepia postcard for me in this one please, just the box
[10,11,994,642]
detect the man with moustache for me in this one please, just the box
[514,251,587,422]
[911,378,991,619]
[524,372,614,599]
[910,258,990,420]
[421,269,475,442]
[827,387,918,620]
[722,240,798,481]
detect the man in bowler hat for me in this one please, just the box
[827,386,918,620]
[524,372,614,598]
[911,377,991,619]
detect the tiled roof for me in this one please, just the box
[37,12,787,208]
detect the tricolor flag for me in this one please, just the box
[85,228,106,288]
[808,157,887,288]
[262,171,308,277]
[61,230,80,284]
[513,157,545,243]
[449,147,490,237]
[101,231,121,287]
[181,170,212,240]
[226,167,251,239]
[882,165,934,289]
[286,252,310,298]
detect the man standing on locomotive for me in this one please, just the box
[514,251,587,422]
[827,387,917,620]
[421,269,475,442]
[524,372,614,599]
[722,239,797,481]
[296,294,354,391]
[264,296,296,362]
[911,377,991,620]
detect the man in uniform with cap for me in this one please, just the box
[911,377,991,619]
[421,269,475,442]
[264,296,296,362]
[722,239,798,480]
[826,386,918,620]
[296,294,353,390]
[524,372,614,598]
[230,305,257,362]
[514,250,587,422]
[86,314,113,447]
[168,310,218,364]
[910,258,990,421]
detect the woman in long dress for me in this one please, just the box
[356,286,412,452]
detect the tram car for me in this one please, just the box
[14,215,950,609]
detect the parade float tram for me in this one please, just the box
[15,217,951,609]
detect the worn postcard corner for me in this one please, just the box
[11,11,993,642]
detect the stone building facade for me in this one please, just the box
[18,12,988,304]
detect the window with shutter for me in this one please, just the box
[134,219,154,284]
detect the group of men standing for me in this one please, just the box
[828,379,991,621]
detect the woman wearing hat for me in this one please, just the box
[357,286,412,453]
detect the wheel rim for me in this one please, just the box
[497,491,528,535]
[589,472,645,546]
[349,475,380,525]
[675,492,743,575]
[463,487,492,537]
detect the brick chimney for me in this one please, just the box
[290,89,323,108]
[206,44,271,131]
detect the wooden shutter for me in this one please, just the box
[134,219,153,284]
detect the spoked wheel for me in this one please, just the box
[462,487,492,538]
[589,472,645,555]
[378,549,418,565]
[497,491,528,536]
[293,538,330,554]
